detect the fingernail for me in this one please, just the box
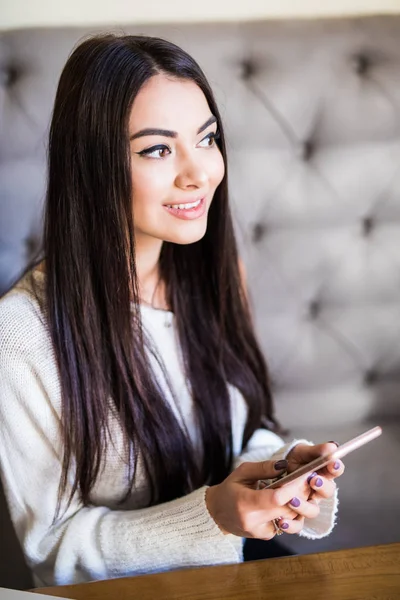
[307,471,318,483]
[333,461,341,470]
[290,497,300,507]
[280,522,289,530]
[274,459,288,471]
[328,440,339,447]
[315,477,323,488]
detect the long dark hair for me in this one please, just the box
[39,34,277,518]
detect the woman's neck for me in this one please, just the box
[134,235,168,310]
[33,237,169,310]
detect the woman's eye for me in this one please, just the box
[198,131,220,148]
[137,145,171,159]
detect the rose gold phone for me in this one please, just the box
[259,426,382,490]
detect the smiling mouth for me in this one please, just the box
[165,198,202,210]
[163,197,207,220]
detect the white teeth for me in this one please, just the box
[166,198,202,210]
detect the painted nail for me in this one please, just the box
[333,461,341,470]
[290,497,301,507]
[328,440,339,447]
[307,471,318,483]
[274,459,288,471]
[280,522,289,530]
[315,477,323,487]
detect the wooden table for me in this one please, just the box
[33,542,400,600]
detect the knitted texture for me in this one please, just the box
[0,272,337,586]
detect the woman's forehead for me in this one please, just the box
[129,74,211,133]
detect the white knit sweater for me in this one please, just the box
[0,271,338,587]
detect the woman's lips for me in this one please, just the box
[163,197,206,220]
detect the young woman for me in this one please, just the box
[0,35,343,587]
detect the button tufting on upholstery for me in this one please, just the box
[353,53,371,76]
[251,222,266,243]
[364,369,379,386]
[296,139,314,161]
[241,58,258,80]
[308,299,321,320]
[1,66,20,87]
[362,216,374,236]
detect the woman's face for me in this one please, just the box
[129,74,225,247]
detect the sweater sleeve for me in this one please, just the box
[0,295,241,587]
[234,428,338,539]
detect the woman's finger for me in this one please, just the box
[269,472,313,507]
[316,459,345,480]
[325,459,345,478]
[288,442,339,467]
[287,496,320,519]
[233,459,288,486]
[276,515,305,535]
[252,520,280,541]
[308,474,337,499]
[306,458,344,484]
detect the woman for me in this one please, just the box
[0,35,343,587]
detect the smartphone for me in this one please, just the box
[259,425,382,490]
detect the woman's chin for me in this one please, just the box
[163,222,208,245]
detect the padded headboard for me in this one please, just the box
[1,17,400,431]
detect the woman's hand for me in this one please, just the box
[286,442,345,499]
[205,459,319,540]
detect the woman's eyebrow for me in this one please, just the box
[130,115,217,141]
[197,115,217,134]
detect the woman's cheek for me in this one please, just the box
[133,165,172,202]
[211,151,225,187]
[197,148,224,187]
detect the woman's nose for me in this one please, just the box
[174,154,208,189]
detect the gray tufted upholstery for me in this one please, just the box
[1,16,400,589]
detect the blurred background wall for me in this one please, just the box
[1,0,400,30]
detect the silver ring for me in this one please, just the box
[272,518,284,536]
